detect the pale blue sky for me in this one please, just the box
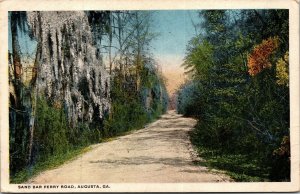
[151,10,200,70]
[9,10,201,71]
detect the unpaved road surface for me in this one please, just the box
[28,110,231,183]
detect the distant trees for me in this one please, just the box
[101,11,168,137]
[177,10,289,181]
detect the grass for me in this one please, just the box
[189,131,271,182]
[10,146,92,184]
[193,146,270,182]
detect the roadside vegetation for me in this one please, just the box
[9,11,168,183]
[177,10,289,181]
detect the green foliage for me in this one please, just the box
[104,62,168,138]
[178,10,290,181]
[177,81,201,116]
[34,96,102,155]
[183,38,214,80]
[10,96,102,183]
[103,99,148,137]
[190,130,272,182]
[11,146,91,183]
[195,149,270,182]
[34,97,69,159]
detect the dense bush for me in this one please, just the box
[177,81,201,116]
[32,97,102,163]
[104,63,168,137]
[178,10,290,181]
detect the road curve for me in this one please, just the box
[28,110,231,183]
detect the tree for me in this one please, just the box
[178,9,289,181]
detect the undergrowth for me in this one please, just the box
[11,146,91,183]
[189,130,271,182]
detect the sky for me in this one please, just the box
[152,10,199,62]
[151,10,200,95]
[9,10,201,95]
[8,13,37,60]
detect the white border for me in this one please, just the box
[0,0,299,192]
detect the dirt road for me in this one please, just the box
[28,110,231,183]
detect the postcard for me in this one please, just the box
[0,0,299,192]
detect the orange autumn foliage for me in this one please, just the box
[247,37,279,76]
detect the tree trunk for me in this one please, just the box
[109,13,113,75]
[28,12,42,164]
[11,13,22,108]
